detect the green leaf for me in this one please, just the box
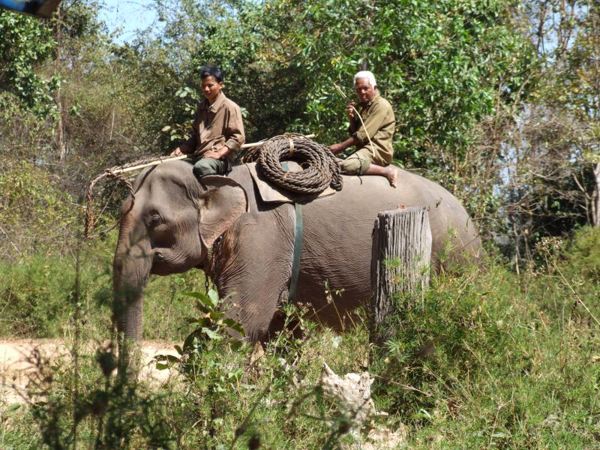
[223,318,245,335]
[183,291,219,310]
[201,327,223,341]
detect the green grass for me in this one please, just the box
[0,233,204,341]
[1,227,599,448]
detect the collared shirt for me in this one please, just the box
[348,93,395,165]
[182,92,245,160]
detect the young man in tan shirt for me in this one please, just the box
[171,66,245,179]
[329,71,397,187]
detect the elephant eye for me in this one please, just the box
[148,212,163,228]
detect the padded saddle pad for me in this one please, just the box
[244,162,337,204]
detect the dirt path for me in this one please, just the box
[0,339,179,407]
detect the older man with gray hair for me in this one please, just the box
[329,70,397,187]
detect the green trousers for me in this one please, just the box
[189,157,230,179]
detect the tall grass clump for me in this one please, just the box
[0,340,198,449]
[374,226,600,448]
[2,290,371,449]
[0,232,204,340]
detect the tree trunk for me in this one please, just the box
[54,5,67,162]
[370,207,432,347]
[593,162,600,227]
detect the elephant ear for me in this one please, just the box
[196,176,248,249]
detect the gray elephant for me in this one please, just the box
[113,161,480,341]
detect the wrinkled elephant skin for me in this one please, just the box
[113,161,480,341]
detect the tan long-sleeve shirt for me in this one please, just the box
[180,92,245,160]
[348,93,395,165]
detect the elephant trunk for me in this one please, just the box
[113,222,153,341]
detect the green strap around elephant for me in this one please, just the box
[279,160,304,302]
[289,202,304,301]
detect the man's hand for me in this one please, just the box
[330,136,359,154]
[204,146,230,160]
[329,143,345,154]
[170,147,183,156]
[346,101,356,120]
[203,150,221,159]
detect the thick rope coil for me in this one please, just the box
[248,134,343,195]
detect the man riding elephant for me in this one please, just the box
[329,71,398,187]
[170,65,245,180]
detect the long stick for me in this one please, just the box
[332,83,374,152]
[110,134,316,175]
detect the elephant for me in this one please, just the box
[113,160,480,342]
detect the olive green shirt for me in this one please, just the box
[181,92,245,160]
[348,93,395,165]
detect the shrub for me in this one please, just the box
[0,234,204,340]
[564,226,600,281]
[372,250,600,448]
[0,161,78,259]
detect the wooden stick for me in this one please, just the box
[111,155,186,174]
[109,134,316,175]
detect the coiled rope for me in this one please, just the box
[245,134,343,195]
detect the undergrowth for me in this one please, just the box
[0,227,598,448]
[0,234,203,340]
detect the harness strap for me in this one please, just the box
[281,161,303,301]
[289,202,304,301]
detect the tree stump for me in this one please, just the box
[370,207,432,347]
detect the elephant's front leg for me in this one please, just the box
[211,207,295,342]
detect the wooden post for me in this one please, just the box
[370,207,432,347]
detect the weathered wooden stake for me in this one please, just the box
[370,207,432,347]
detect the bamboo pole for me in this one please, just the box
[110,134,316,175]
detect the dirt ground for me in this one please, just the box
[0,339,179,407]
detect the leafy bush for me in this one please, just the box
[0,161,78,259]
[0,233,204,340]
[0,10,57,114]
[564,226,600,281]
[372,248,600,448]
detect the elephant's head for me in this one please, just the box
[112,161,247,340]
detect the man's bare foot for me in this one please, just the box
[363,163,398,186]
[385,166,398,188]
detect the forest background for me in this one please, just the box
[0,0,599,448]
